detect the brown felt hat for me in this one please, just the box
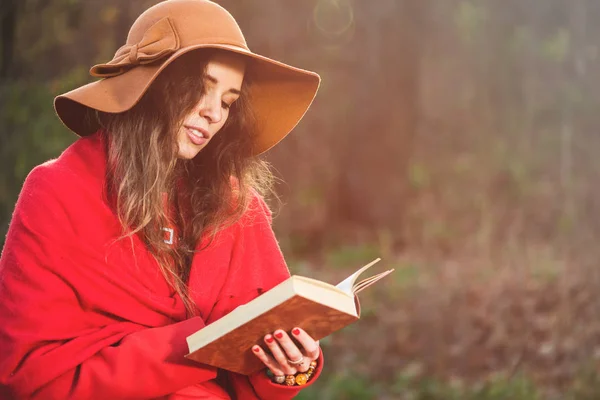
[54,0,320,155]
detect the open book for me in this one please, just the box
[185,258,393,375]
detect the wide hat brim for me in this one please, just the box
[54,43,320,155]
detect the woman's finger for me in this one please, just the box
[264,334,296,375]
[251,345,285,376]
[290,327,320,360]
[273,329,310,372]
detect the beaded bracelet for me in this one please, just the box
[269,360,318,386]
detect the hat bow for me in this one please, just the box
[90,17,180,78]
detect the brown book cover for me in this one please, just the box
[185,258,393,375]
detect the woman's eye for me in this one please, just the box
[221,101,231,110]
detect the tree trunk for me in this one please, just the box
[0,0,18,79]
[328,0,426,246]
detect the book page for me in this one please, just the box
[353,269,394,294]
[335,258,382,296]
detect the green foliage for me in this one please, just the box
[409,163,431,190]
[391,373,541,400]
[0,78,76,247]
[298,185,325,207]
[295,368,600,399]
[504,159,532,200]
[423,219,455,243]
[567,363,600,400]
[296,372,381,400]
[454,1,487,45]
[280,232,313,256]
[475,374,540,400]
[509,26,533,54]
[556,210,577,235]
[528,252,562,284]
[541,28,570,63]
[388,261,421,292]
[325,243,381,270]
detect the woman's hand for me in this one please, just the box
[252,327,320,376]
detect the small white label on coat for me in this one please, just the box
[162,227,174,245]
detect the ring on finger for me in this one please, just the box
[295,359,311,373]
[287,356,304,366]
[265,339,295,374]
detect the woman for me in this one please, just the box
[0,1,323,399]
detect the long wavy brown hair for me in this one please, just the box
[97,49,274,315]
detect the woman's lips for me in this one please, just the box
[185,126,208,146]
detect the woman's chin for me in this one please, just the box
[177,145,202,160]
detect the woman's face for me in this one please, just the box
[177,52,246,159]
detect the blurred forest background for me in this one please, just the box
[2,0,600,398]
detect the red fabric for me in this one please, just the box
[0,132,322,399]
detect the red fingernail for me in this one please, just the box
[275,332,283,339]
[292,328,300,336]
[253,346,260,352]
[265,336,274,343]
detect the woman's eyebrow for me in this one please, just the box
[205,74,241,95]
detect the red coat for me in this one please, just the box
[0,132,323,399]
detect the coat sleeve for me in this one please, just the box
[0,166,219,400]
[206,192,324,400]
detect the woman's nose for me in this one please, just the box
[198,95,222,124]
